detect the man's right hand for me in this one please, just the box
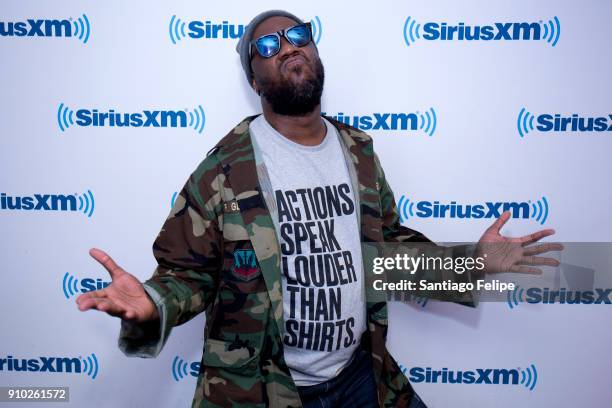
[76,248,159,323]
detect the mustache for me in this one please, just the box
[278,50,310,69]
[279,50,308,63]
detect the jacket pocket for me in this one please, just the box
[202,337,261,370]
[222,211,250,241]
[201,338,267,406]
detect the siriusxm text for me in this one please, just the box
[525,288,611,304]
[411,200,529,219]
[80,278,110,292]
[1,356,81,373]
[186,21,245,39]
[74,109,188,128]
[537,114,612,132]
[321,112,418,131]
[423,22,541,41]
[1,193,77,211]
[409,366,519,384]
[1,19,72,37]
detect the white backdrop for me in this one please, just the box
[1,0,611,407]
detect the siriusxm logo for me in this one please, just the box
[1,191,94,217]
[404,16,560,47]
[398,196,549,225]
[62,272,110,299]
[0,354,99,379]
[322,108,437,136]
[57,104,206,134]
[1,15,91,43]
[169,15,322,45]
[172,356,200,381]
[399,364,538,390]
[169,16,245,42]
[517,108,612,137]
[507,286,612,309]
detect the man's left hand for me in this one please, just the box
[476,211,563,275]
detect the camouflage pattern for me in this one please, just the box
[119,114,473,407]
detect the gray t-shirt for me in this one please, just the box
[249,115,366,386]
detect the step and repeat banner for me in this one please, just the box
[1,1,610,407]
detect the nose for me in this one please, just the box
[277,34,302,59]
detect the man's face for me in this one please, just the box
[250,16,324,116]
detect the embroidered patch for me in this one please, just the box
[231,249,260,281]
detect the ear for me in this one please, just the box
[251,77,261,95]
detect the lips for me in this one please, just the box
[282,55,306,70]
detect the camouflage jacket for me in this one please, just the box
[119,114,476,407]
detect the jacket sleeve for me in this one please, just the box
[118,158,223,357]
[373,153,480,307]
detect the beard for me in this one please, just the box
[257,55,325,116]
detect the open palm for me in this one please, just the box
[76,248,158,323]
[477,211,563,274]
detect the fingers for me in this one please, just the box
[487,211,511,234]
[509,265,543,275]
[75,289,106,307]
[76,295,114,312]
[518,255,560,267]
[89,248,124,280]
[76,290,106,309]
[524,243,564,256]
[76,295,125,318]
[519,229,556,246]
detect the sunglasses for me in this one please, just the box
[249,22,313,59]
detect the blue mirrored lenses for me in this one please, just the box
[286,25,311,46]
[253,24,312,58]
[255,35,280,58]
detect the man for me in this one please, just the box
[76,10,560,408]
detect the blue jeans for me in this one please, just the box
[296,345,427,408]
